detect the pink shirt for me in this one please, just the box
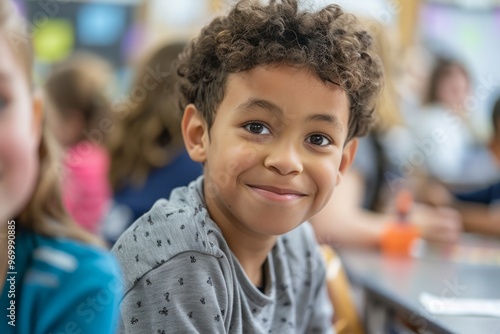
[61,141,111,234]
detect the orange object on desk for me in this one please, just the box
[380,190,420,257]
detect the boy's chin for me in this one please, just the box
[247,218,305,236]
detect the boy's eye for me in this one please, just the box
[244,122,270,135]
[307,134,332,146]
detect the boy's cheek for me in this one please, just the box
[226,159,242,176]
[233,144,261,170]
[222,143,259,173]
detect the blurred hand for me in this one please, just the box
[410,203,463,243]
[417,182,455,207]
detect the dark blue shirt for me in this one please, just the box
[103,150,202,244]
[455,182,500,205]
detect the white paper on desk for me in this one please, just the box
[419,292,500,317]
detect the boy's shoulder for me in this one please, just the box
[112,179,225,293]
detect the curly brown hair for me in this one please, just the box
[176,0,383,141]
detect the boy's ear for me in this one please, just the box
[181,104,209,163]
[336,138,358,186]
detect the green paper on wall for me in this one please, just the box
[34,19,74,63]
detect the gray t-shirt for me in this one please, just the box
[112,176,334,334]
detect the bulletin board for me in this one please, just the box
[14,0,140,69]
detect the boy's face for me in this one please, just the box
[0,35,41,223]
[183,65,356,236]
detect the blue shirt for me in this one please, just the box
[104,150,202,244]
[455,182,500,205]
[1,227,122,334]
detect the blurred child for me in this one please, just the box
[412,57,497,185]
[111,1,383,332]
[454,180,500,235]
[451,97,500,234]
[44,54,113,235]
[0,2,121,333]
[104,42,202,244]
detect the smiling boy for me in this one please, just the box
[112,1,382,333]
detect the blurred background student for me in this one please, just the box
[0,2,121,333]
[44,53,114,235]
[410,57,499,187]
[310,19,463,248]
[103,42,202,244]
[427,96,500,235]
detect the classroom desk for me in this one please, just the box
[338,239,500,334]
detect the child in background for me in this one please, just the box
[44,54,113,235]
[454,96,500,204]
[0,2,121,333]
[112,1,382,332]
[448,97,500,234]
[104,42,202,244]
[454,180,500,235]
[412,57,497,186]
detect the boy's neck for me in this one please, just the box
[203,184,276,287]
[224,229,276,287]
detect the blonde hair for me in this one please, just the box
[108,42,186,190]
[1,1,100,246]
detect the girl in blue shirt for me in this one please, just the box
[0,2,122,333]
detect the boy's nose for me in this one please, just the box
[263,142,303,175]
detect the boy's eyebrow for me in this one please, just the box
[236,98,343,132]
[236,98,285,120]
[307,113,343,132]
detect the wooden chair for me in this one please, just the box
[320,245,364,334]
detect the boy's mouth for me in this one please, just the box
[247,184,306,202]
